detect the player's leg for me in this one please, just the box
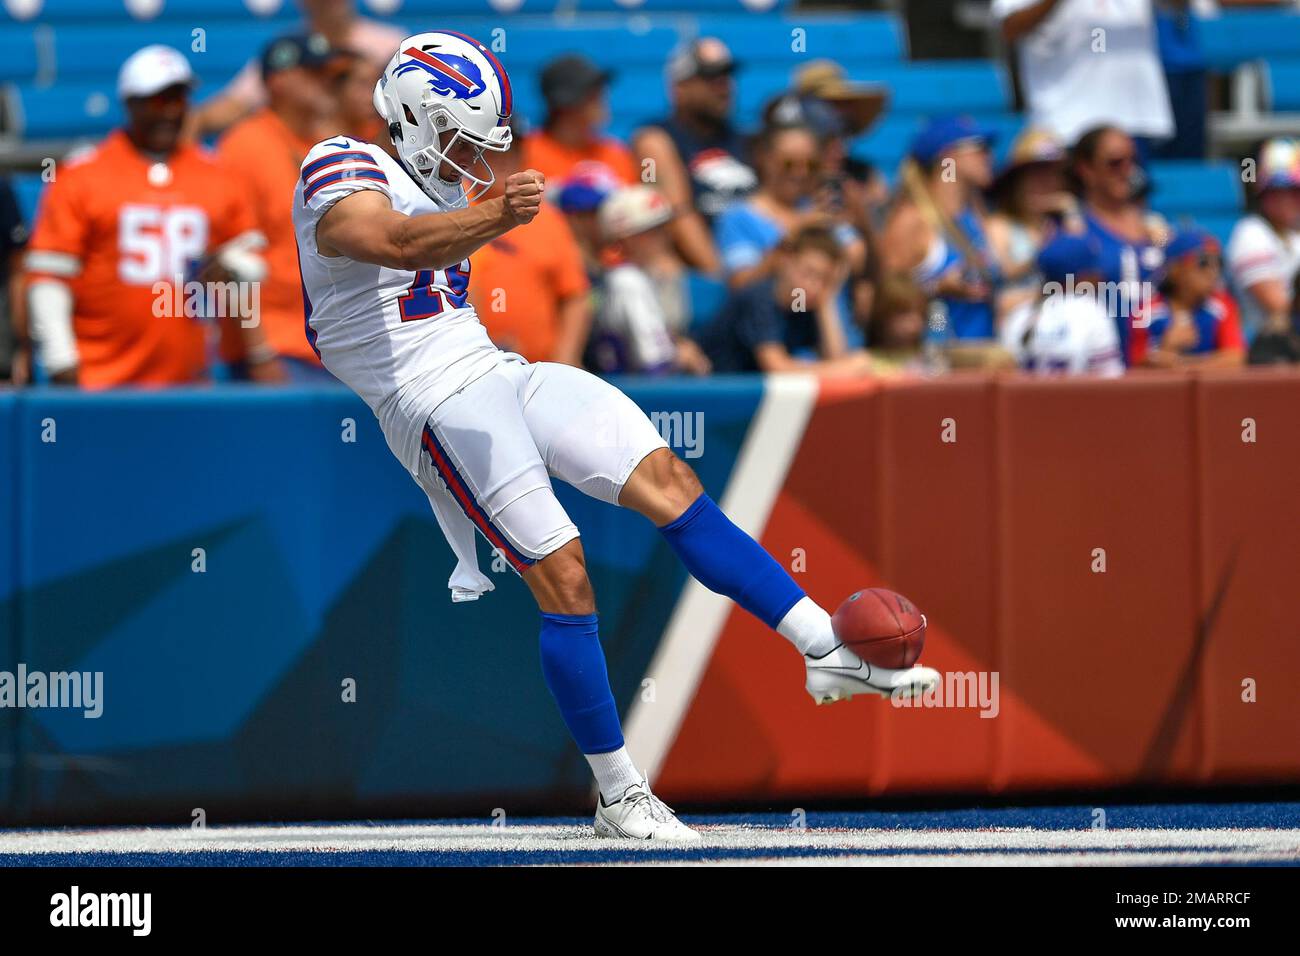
[618,447,839,655]
[421,362,696,839]
[521,361,938,701]
[518,540,695,840]
[620,447,940,702]
[519,361,836,655]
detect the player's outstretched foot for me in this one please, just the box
[594,778,701,841]
[805,643,940,705]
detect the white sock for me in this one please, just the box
[777,596,839,658]
[586,746,642,804]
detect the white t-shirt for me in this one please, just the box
[1001,292,1125,376]
[992,0,1174,144]
[293,136,503,474]
[595,264,678,373]
[1226,213,1300,338]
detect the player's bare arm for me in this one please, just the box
[315,170,545,269]
[632,125,720,273]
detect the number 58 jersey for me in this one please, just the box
[293,136,503,472]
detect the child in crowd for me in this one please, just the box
[865,274,946,377]
[590,186,711,375]
[1001,232,1124,376]
[1130,228,1245,368]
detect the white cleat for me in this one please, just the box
[805,643,940,705]
[594,778,701,842]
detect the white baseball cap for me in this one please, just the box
[117,45,195,100]
[598,185,673,241]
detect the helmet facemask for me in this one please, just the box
[390,100,511,209]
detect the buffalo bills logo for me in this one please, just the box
[395,47,485,100]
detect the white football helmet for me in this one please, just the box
[373,31,513,208]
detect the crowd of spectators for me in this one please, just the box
[3,0,1300,390]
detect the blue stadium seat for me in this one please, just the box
[9,82,121,139]
[685,271,727,331]
[1267,60,1300,111]
[0,0,782,22]
[576,0,791,10]
[1147,161,1244,216]
[477,24,681,70]
[379,0,565,14]
[1,0,295,22]
[1199,11,1300,70]
[10,172,45,224]
[870,61,1008,115]
[0,28,39,83]
[688,14,903,65]
[46,23,287,83]
[393,16,892,72]
[1186,213,1238,248]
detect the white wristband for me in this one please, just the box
[28,279,79,375]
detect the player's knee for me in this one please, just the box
[656,451,704,516]
[527,542,595,615]
[545,559,595,615]
[621,448,704,525]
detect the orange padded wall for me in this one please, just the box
[656,370,1300,802]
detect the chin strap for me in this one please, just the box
[390,149,463,209]
[387,118,481,210]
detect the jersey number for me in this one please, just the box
[118,204,209,285]
[398,262,470,321]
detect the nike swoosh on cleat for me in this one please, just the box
[809,662,873,680]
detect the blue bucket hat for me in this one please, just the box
[1036,233,1102,284]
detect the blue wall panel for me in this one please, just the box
[0,380,762,825]
[0,395,17,818]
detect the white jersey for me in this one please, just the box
[1226,213,1300,340]
[595,264,678,373]
[293,135,503,473]
[1001,293,1125,377]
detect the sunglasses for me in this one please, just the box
[133,87,189,108]
[1102,153,1138,172]
[779,157,819,175]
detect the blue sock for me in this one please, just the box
[538,612,624,755]
[658,493,806,629]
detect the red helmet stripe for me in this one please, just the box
[402,46,479,93]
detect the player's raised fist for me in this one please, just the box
[503,170,545,225]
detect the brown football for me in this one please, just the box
[831,588,926,669]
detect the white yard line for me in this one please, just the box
[1,823,1296,861]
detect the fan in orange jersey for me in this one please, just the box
[218,34,354,382]
[25,45,280,388]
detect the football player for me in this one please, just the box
[294,32,940,840]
